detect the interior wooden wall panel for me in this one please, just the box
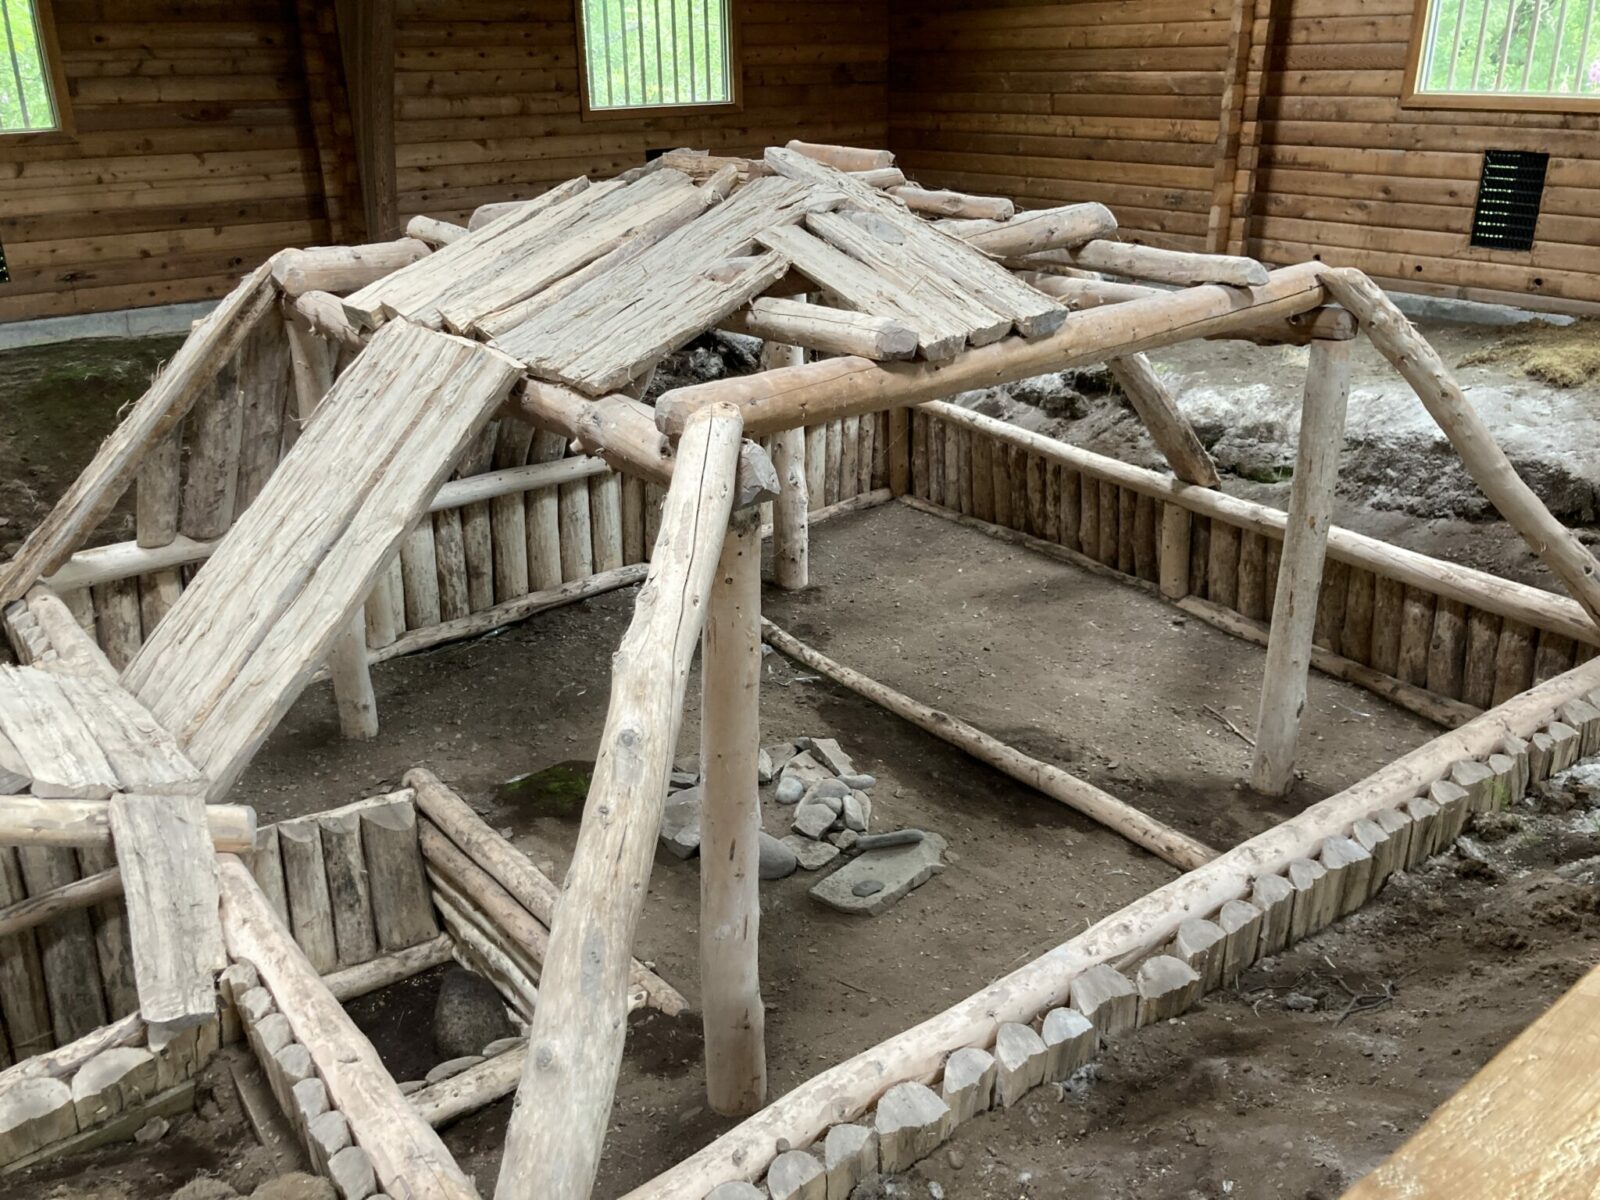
[887,0,1233,251]
[394,0,890,225]
[0,1,332,322]
[1233,0,1600,309]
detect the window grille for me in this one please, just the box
[579,0,732,111]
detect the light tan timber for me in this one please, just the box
[409,1044,526,1129]
[954,203,1118,258]
[24,586,118,681]
[416,821,550,968]
[761,619,1215,872]
[318,810,378,968]
[700,510,767,1116]
[785,140,893,171]
[1104,355,1220,488]
[1022,273,1358,347]
[1343,958,1600,1198]
[761,333,810,592]
[404,216,468,248]
[0,1012,143,1087]
[0,866,120,940]
[286,304,377,742]
[135,433,181,551]
[324,934,452,1004]
[622,652,1600,1200]
[0,262,278,604]
[270,239,430,299]
[1251,340,1353,796]
[1023,242,1271,289]
[432,885,539,1021]
[40,458,615,597]
[653,263,1330,438]
[1320,268,1600,631]
[359,800,440,953]
[290,291,366,351]
[405,781,687,1018]
[906,403,1600,650]
[216,856,481,1200]
[722,299,918,361]
[275,819,337,976]
[0,798,254,852]
[497,403,744,1200]
[125,321,521,798]
[517,380,779,510]
[889,186,1014,222]
[1178,598,1479,729]
[108,792,225,1040]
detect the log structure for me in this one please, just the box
[4,136,1598,1200]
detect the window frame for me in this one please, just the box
[1402,0,1600,113]
[573,0,743,123]
[0,0,73,143]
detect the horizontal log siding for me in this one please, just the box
[885,0,1234,252]
[1236,0,1600,310]
[394,0,889,224]
[0,1,331,322]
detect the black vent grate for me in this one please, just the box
[1471,150,1548,252]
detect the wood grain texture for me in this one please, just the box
[1344,960,1600,1197]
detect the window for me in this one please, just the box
[577,0,736,114]
[1406,0,1600,109]
[0,0,64,134]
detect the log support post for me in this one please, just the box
[285,311,379,740]
[498,403,744,1199]
[767,334,809,591]
[1250,339,1352,795]
[699,508,766,1114]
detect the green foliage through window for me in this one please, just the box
[1418,0,1600,97]
[581,0,731,110]
[0,0,58,133]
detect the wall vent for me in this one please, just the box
[1470,150,1548,252]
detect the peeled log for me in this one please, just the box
[497,403,745,1199]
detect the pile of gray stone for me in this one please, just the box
[658,735,946,915]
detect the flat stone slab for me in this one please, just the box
[811,832,947,915]
[782,834,841,871]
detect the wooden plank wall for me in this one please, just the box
[886,0,1235,252]
[1236,0,1600,310]
[0,1,332,322]
[394,0,890,224]
[885,0,1600,309]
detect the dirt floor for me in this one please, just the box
[4,315,1600,1200]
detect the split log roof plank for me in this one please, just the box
[764,145,1068,340]
[109,792,225,1041]
[491,175,845,394]
[123,320,520,798]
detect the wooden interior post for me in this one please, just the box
[333,0,397,242]
[284,311,379,740]
[498,403,745,1200]
[766,335,809,589]
[1250,338,1352,795]
[699,508,766,1115]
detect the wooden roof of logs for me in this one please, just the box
[338,142,1132,393]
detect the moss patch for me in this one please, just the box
[495,760,594,818]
